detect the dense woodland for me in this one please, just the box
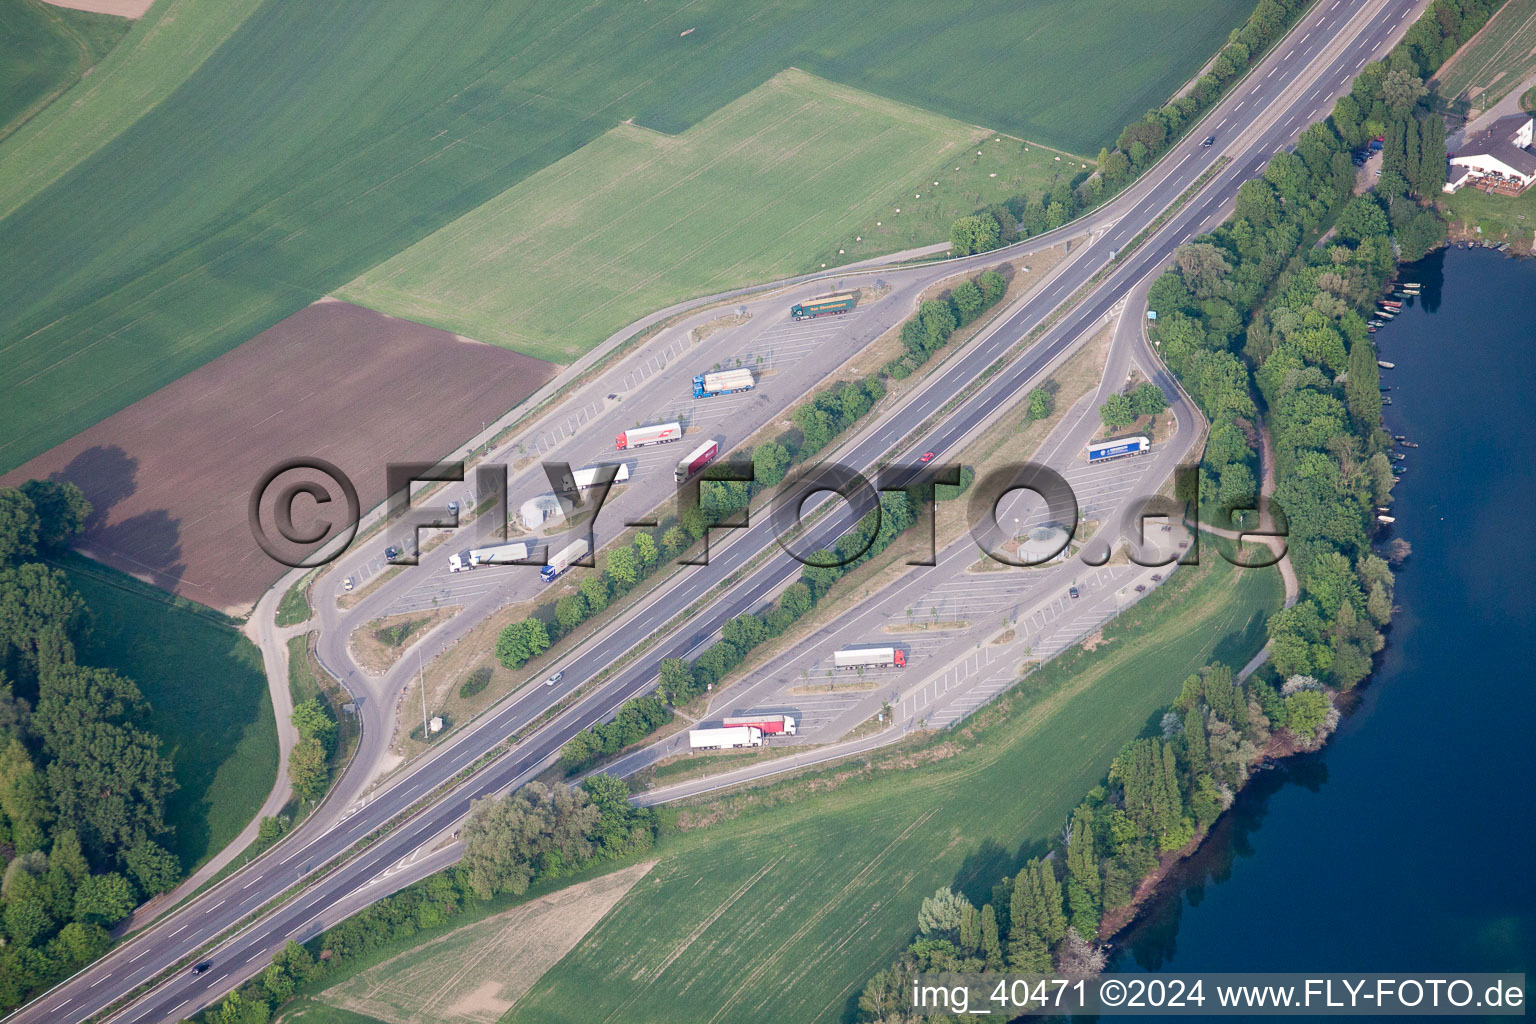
[0,481,185,1008]
[856,1,1499,1017]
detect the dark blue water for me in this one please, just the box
[1115,247,1536,977]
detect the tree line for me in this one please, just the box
[1098,381,1167,431]
[0,482,185,1011]
[1146,0,1477,689]
[858,659,1340,1022]
[199,773,656,1024]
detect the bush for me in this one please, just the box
[458,666,493,700]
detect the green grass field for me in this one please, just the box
[60,554,278,872]
[0,0,1251,472]
[0,0,129,145]
[477,554,1279,1023]
[339,71,1082,361]
[1442,184,1536,249]
[1432,0,1536,115]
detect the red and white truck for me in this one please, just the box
[688,726,762,750]
[615,421,682,450]
[675,439,718,482]
[721,713,797,735]
[832,647,906,670]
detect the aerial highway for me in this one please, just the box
[7,2,1429,1022]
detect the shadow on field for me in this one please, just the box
[52,444,188,594]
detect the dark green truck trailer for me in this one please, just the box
[790,292,856,320]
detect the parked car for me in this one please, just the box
[1151,573,1163,582]
[1069,586,1080,599]
[384,545,399,560]
[1135,584,1147,593]
[343,577,355,593]
[447,500,459,515]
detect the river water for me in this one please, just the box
[1113,247,1536,981]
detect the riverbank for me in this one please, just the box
[1112,246,1535,976]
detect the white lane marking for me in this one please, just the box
[169,924,187,937]
[128,946,152,962]
[1268,66,1278,78]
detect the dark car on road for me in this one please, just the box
[1202,135,1215,147]
[192,961,213,976]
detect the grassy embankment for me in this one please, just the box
[0,0,129,143]
[0,0,1251,472]
[340,70,1085,362]
[57,554,277,871]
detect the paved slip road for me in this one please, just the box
[12,3,1429,1022]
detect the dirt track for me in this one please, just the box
[1,301,554,613]
[39,0,154,16]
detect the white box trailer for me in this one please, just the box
[570,462,631,489]
[449,540,533,572]
[540,538,588,582]
[832,647,906,670]
[688,726,763,750]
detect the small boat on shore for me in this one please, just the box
[1378,360,1395,369]
[1377,514,1396,524]
[1399,282,1421,288]
[1381,386,1392,392]
[1377,309,1396,318]
[1380,300,1403,309]
[1383,396,1393,404]
[1391,452,1406,461]
[1369,319,1385,327]
[1400,440,1418,448]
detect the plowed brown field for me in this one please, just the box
[2,300,554,613]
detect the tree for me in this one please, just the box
[604,547,638,588]
[0,489,40,567]
[916,887,969,939]
[1056,927,1106,979]
[1028,388,1053,421]
[752,441,791,488]
[1173,242,1232,299]
[979,268,1007,305]
[1131,382,1168,417]
[950,279,984,324]
[555,592,588,631]
[917,300,957,349]
[980,903,1003,968]
[949,213,1001,256]
[1381,69,1426,115]
[51,921,110,966]
[461,783,598,897]
[632,531,658,568]
[16,482,90,553]
[1099,393,1135,429]
[73,871,137,926]
[1283,689,1331,742]
[578,574,609,613]
[290,698,337,756]
[124,838,181,895]
[287,737,328,801]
